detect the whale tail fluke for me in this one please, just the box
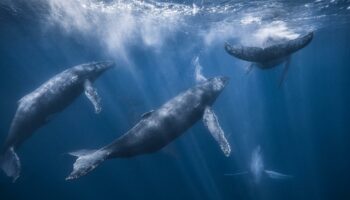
[66,149,109,180]
[0,147,20,182]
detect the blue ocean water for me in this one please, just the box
[0,0,350,200]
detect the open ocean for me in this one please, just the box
[0,0,350,200]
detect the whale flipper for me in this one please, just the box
[246,63,254,74]
[203,107,231,157]
[278,57,291,87]
[84,79,102,114]
[264,170,293,180]
[193,56,207,83]
[0,147,20,182]
[66,149,109,180]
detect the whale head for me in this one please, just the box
[197,76,229,106]
[74,61,115,81]
[208,76,230,93]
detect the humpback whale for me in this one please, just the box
[225,146,292,184]
[225,32,313,86]
[0,61,114,182]
[66,76,231,180]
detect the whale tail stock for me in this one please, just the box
[66,149,109,180]
[0,146,21,182]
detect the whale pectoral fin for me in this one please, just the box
[202,107,231,157]
[84,79,102,114]
[0,147,21,182]
[278,57,291,87]
[193,56,207,83]
[246,63,254,74]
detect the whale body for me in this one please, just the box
[225,32,313,67]
[0,61,114,182]
[66,76,231,180]
[225,32,313,85]
[225,146,292,184]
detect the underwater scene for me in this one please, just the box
[0,0,350,200]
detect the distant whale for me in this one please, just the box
[66,76,231,180]
[225,32,313,86]
[0,61,114,182]
[225,146,292,184]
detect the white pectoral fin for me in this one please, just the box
[84,79,102,114]
[203,107,231,157]
[193,56,207,83]
[246,63,254,74]
[264,170,293,180]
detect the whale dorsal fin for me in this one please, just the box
[84,79,102,114]
[141,110,154,119]
[202,106,231,157]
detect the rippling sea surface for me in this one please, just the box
[0,0,350,200]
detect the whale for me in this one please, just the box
[66,76,231,180]
[0,61,114,182]
[225,32,313,86]
[225,146,292,184]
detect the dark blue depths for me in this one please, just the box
[1,2,350,200]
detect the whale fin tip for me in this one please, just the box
[0,147,21,182]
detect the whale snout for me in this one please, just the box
[215,76,230,88]
[95,61,115,71]
[208,76,230,93]
[224,43,242,56]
